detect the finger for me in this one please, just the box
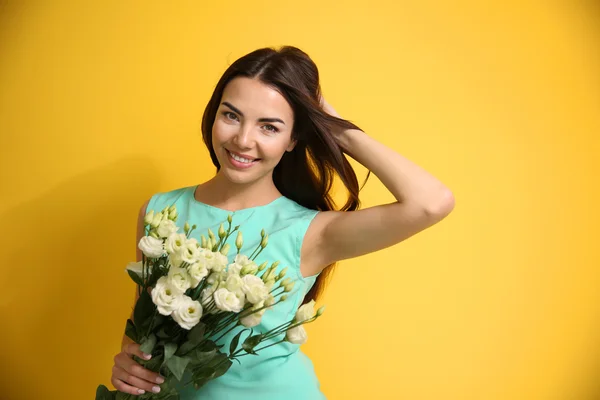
[117,354,165,386]
[111,375,146,396]
[124,343,152,360]
[113,365,162,394]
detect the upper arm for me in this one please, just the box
[136,199,150,263]
[300,193,454,277]
[132,198,151,310]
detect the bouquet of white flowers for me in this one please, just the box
[96,205,324,399]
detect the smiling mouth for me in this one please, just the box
[226,149,261,164]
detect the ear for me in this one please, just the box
[286,138,297,152]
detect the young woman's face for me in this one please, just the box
[212,77,296,186]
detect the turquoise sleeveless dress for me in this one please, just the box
[146,185,326,400]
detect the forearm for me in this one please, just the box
[339,129,453,213]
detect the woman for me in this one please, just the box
[110,45,454,399]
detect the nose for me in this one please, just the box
[231,123,255,149]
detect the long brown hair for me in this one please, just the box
[201,46,370,303]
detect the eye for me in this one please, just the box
[262,124,279,133]
[222,111,239,121]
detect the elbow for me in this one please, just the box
[424,189,455,220]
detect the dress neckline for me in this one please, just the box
[190,185,287,213]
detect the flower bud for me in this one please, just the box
[279,278,291,288]
[184,222,190,235]
[235,231,243,250]
[265,295,276,307]
[220,243,230,256]
[241,262,258,276]
[257,261,268,272]
[316,306,326,317]
[262,268,274,283]
[151,212,162,228]
[149,231,159,239]
[265,279,275,290]
[200,234,208,249]
[261,229,266,237]
[271,261,280,269]
[227,214,233,224]
[260,234,269,248]
[168,205,176,213]
[144,210,155,226]
[218,223,226,238]
[169,209,178,220]
[280,295,288,302]
[208,228,215,240]
[284,282,295,292]
[277,267,288,280]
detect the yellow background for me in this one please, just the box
[1,1,599,399]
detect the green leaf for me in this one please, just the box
[149,314,166,332]
[188,321,206,342]
[241,334,263,355]
[133,290,155,333]
[139,333,157,355]
[143,353,163,373]
[176,322,207,356]
[127,269,144,286]
[191,353,232,390]
[166,355,191,381]
[95,385,116,400]
[125,319,137,343]
[229,329,247,356]
[212,356,233,378]
[115,391,133,400]
[164,342,177,363]
[189,347,217,367]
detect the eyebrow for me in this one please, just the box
[222,102,286,125]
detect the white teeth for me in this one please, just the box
[228,151,254,164]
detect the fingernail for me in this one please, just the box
[152,386,161,393]
[143,353,152,359]
[138,389,145,394]
[156,376,165,384]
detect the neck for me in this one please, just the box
[197,173,283,209]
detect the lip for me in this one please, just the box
[225,149,260,169]
[226,149,259,161]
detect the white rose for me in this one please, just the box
[206,251,228,272]
[188,260,209,288]
[165,233,187,255]
[207,271,226,285]
[226,262,243,277]
[169,253,184,268]
[157,219,179,238]
[167,266,192,294]
[172,296,203,330]
[242,275,269,305]
[213,288,243,312]
[151,276,183,316]
[179,238,201,264]
[285,325,308,345]
[198,250,219,272]
[138,236,164,258]
[295,299,316,323]
[225,274,243,292]
[240,308,265,328]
